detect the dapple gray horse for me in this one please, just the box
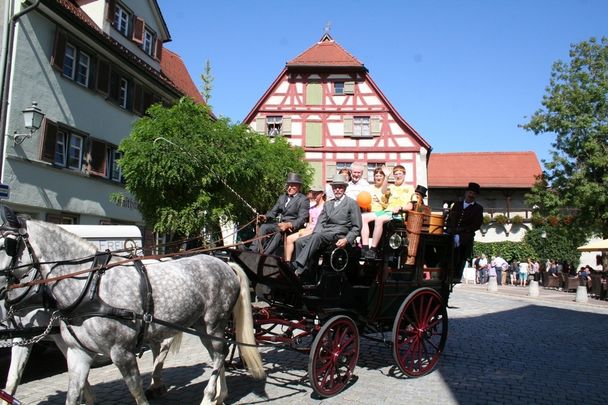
[0,303,180,404]
[0,207,264,405]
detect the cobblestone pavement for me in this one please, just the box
[6,284,608,404]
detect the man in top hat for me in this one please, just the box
[253,172,309,256]
[446,182,484,281]
[292,173,362,277]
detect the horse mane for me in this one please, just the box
[26,219,99,260]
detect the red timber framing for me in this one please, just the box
[243,34,431,189]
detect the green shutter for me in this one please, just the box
[306,122,322,147]
[343,117,353,135]
[344,81,355,94]
[306,83,322,105]
[310,161,323,186]
[282,116,291,135]
[325,163,336,181]
[256,117,266,134]
[371,117,381,136]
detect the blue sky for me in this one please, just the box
[157,0,608,164]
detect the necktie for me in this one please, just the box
[285,197,291,207]
[334,198,341,207]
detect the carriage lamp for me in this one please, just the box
[389,233,404,250]
[11,101,45,145]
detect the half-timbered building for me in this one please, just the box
[244,33,431,189]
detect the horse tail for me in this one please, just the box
[168,332,182,355]
[228,262,265,380]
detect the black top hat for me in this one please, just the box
[330,173,348,186]
[285,172,302,184]
[414,185,427,198]
[466,182,481,194]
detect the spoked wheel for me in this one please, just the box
[308,315,359,397]
[392,288,448,377]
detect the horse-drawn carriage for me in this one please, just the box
[0,205,455,403]
[225,212,454,397]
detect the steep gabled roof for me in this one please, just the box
[160,48,206,105]
[287,33,366,69]
[428,152,542,188]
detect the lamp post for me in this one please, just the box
[11,101,45,145]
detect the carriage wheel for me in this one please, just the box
[308,315,359,397]
[392,288,448,377]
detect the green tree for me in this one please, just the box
[115,98,311,238]
[200,59,213,103]
[522,37,608,268]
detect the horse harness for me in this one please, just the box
[1,216,156,354]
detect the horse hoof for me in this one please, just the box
[145,385,167,399]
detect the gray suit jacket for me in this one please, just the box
[312,196,362,244]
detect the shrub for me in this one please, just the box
[494,214,508,225]
[482,215,491,225]
[511,215,524,224]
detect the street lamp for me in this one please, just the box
[11,101,44,145]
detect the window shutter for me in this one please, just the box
[41,119,57,163]
[142,90,153,113]
[106,0,116,22]
[96,59,110,94]
[325,163,336,181]
[87,55,96,89]
[89,139,107,176]
[305,122,322,147]
[132,16,144,44]
[109,71,119,101]
[155,39,163,61]
[371,117,381,136]
[51,30,67,70]
[255,117,266,134]
[281,116,292,135]
[133,83,143,115]
[343,117,353,135]
[306,83,322,105]
[344,81,355,95]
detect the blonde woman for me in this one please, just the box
[360,167,387,250]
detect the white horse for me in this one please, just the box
[0,303,180,404]
[0,207,264,405]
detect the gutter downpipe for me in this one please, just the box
[0,0,42,182]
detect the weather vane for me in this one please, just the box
[324,21,332,34]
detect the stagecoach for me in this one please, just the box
[224,210,454,397]
[0,206,454,402]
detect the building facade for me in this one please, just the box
[428,151,542,242]
[243,33,431,189]
[0,0,202,227]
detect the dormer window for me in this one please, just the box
[142,28,155,57]
[113,4,130,37]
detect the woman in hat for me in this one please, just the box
[284,185,325,262]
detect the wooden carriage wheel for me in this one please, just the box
[392,288,448,376]
[308,315,359,397]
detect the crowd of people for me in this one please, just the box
[468,255,603,290]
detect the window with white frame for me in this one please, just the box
[142,28,155,57]
[54,130,83,170]
[109,148,123,182]
[63,43,76,79]
[119,78,129,108]
[113,4,130,36]
[267,116,282,136]
[76,51,90,86]
[68,134,84,169]
[353,117,371,137]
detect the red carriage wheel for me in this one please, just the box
[392,288,448,377]
[308,315,359,397]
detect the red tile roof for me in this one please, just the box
[428,152,542,188]
[287,33,365,68]
[160,48,206,104]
